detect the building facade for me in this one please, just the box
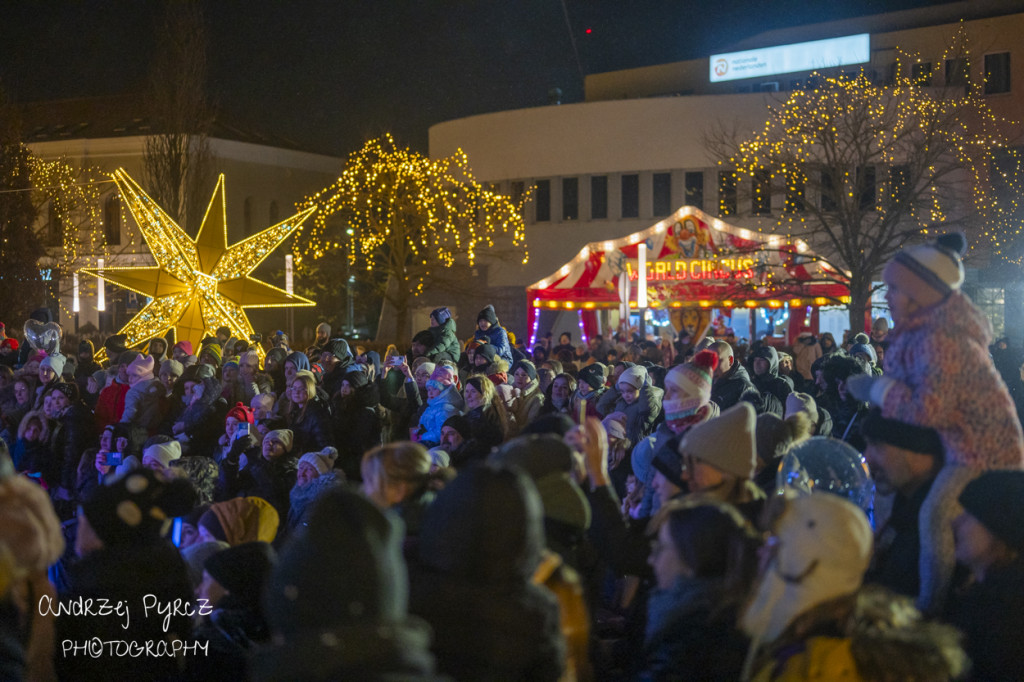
[429,0,1024,342]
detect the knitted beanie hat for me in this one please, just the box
[299,446,339,476]
[226,402,255,425]
[78,339,95,356]
[476,343,498,364]
[678,401,757,479]
[430,307,452,325]
[40,353,66,376]
[1,338,18,351]
[861,409,944,458]
[958,471,1024,551]
[127,354,155,381]
[265,429,294,453]
[477,305,499,326]
[201,344,222,366]
[160,359,184,378]
[511,358,538,382]
[205,541,277,608]
[142,440,182,469]
[577,363,607,391]
[663,350,718,421]
[601,414,627,441]
[652,440,685,490]
[104,334,128,354]
[91,369,109,388]
[617,365,648,391]
[417,361,436,378]
[199,497,280,546]
[81,469,195,547]
[324,339,350,361]
[882,233,967,308]
[173,340,194,356]
[785,392,819,423]
[442,414,472,441]
[848,343,876,364]
[51,382,79,403]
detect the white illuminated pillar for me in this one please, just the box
[97,258,105,312]
[285,255,294,294]
[637,243,648,308]
[72,272,80,313]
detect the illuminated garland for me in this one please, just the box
[294,134,529,298]
[80,169,316,358]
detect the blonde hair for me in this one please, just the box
[239,350,261,371]
[361,442,436,504]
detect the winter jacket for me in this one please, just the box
[218,439,298,518]
[121,377,166,432]
[750,345,794,405]
[331,386,383,480]
[418,385,463,446]
[55,541,193,682]
[640,577,748,682]
[284,472,343,539]
[50,403,96,496]
[409,467,566,682]
[182,377,228,458]
[464,405,505,453]
[948,556,1024,682]
[882,290,1024,469]
[425,318,460,364]
[287,397,334,454]
[378,372,423,442]
[187,597,268,682]
[474,325,513,366]
[93,380,129,430]
[611,384,664,444]
[864,475,935,600]
[750,588,965,682]
[711,362,760,411]
[792,333,823,381]
[511,381,544,432]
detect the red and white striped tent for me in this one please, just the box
[526,206,849,344]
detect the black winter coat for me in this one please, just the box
[949,557,1024,682]
[287,397,334,455]
[711,363,759,411]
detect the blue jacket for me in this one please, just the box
[474,325,512,365]
[418,384,463,446]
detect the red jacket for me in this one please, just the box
[94,381,129,430]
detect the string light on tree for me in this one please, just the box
[80,169,316,357]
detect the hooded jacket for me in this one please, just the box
[287,395,334,455]
[792,333,823,381]
[612,383,665,445]
[750,345,794,405]
[711,361,760,412]
[121,377,166,432]
[473,325,513,366]
[410,466,565,682]
[418,385,463,446]
[331,382,383,480]
[425,318,460,364]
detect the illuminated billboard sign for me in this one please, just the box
[710,33,870,83]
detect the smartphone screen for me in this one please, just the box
[107,452,122,466]
[236,423,250,439]
[170,518,183,547]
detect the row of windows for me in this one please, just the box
[739,52,1011,96]
[516,165,922,223]
[42,194,280,248]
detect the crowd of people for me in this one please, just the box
[0,234,1022,681]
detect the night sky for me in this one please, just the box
[1,0,954,157]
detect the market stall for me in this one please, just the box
[526,206,849,347]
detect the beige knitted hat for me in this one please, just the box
[677,401,757,478]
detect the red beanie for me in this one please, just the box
[226,402,255,425]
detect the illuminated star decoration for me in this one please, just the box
[81,169,316,357]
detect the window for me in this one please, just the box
[684,172,704,210]
[911,62,932,86]
[945,58,968,86]
[104,194,121,246]
[820,170,836,211]
[985,52,1011,95]
[45,203,62,246]
[718,171,737,216]
[511,181,525,206]
[759,82,779,92]
[562,177,578,221]
[888,165,910,207]
[591,176,608,219]
[535,180,551,222]
[243,197,253,234]
[990,147,1024,211]
[752,169,771,215]
[652,173,672,216]
[621,174,639,218]
[269,200,279,225]
[785,172,805,213]
[857,166,876,210]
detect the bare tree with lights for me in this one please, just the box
[707,42,1024,333]
[143,0,213,231]
[0,91,47,323]
[296,134,530,342]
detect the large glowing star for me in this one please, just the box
[81,169,316,354]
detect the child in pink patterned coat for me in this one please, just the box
[849,233,1024,614]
